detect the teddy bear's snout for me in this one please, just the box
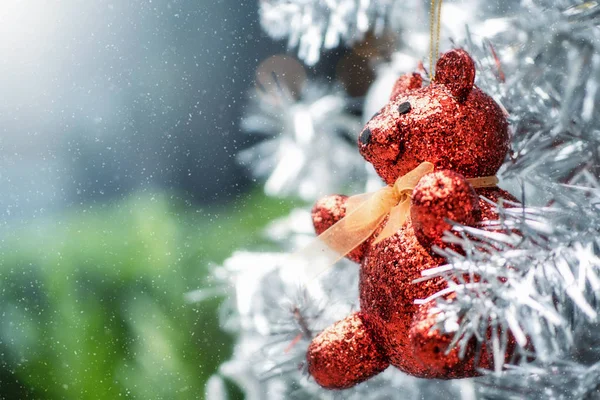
[358,126,404,167]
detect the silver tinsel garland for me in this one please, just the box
[204,215,477,399]
[204,0,600,398]
[239,81,367,201]
[422,1,600,396]
[259,0,396,65]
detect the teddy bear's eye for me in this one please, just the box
[398,102,411,114]
[359,128,372,145]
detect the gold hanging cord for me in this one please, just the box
[429,0,444,79]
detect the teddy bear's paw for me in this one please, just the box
[411,170,480,249]
[311,194,366,262]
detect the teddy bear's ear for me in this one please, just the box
[389,73,422,101]
[435,49,475,100]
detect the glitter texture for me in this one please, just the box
[389,73,423,102]
[411,170,480,248]
[308,49,516,388]
[306,312,388,389]
[212,1,600,398]
[435,48,476,99]
[359,49,509,185]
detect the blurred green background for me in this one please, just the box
[0,191,295,399]
[0,0,299,398]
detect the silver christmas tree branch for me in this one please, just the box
[239,80,367,201]
[415,0,600,394]
[477,359,600,399]
[205,217,477,399]
[259,0,396,65]
[206,0,600,398]
[425,185,600,361]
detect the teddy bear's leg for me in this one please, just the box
[409,301,490,379]
[312,195,366,262]
[306,312,389,389]
[411,170,481,248]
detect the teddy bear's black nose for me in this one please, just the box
[397,101,411,114]
[359,128,372,145]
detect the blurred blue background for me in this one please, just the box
[0,0,286,217]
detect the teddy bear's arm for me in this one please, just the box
[409,301,494,378]
[410,170,480,248]
[307,312,389,389]
[311,194,367,263]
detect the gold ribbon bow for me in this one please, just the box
[290,162,498,280]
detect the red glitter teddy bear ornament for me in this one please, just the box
[307,49,516,389]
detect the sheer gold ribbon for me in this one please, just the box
[290,162,498,281]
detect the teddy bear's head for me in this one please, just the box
[358,49,509,185]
